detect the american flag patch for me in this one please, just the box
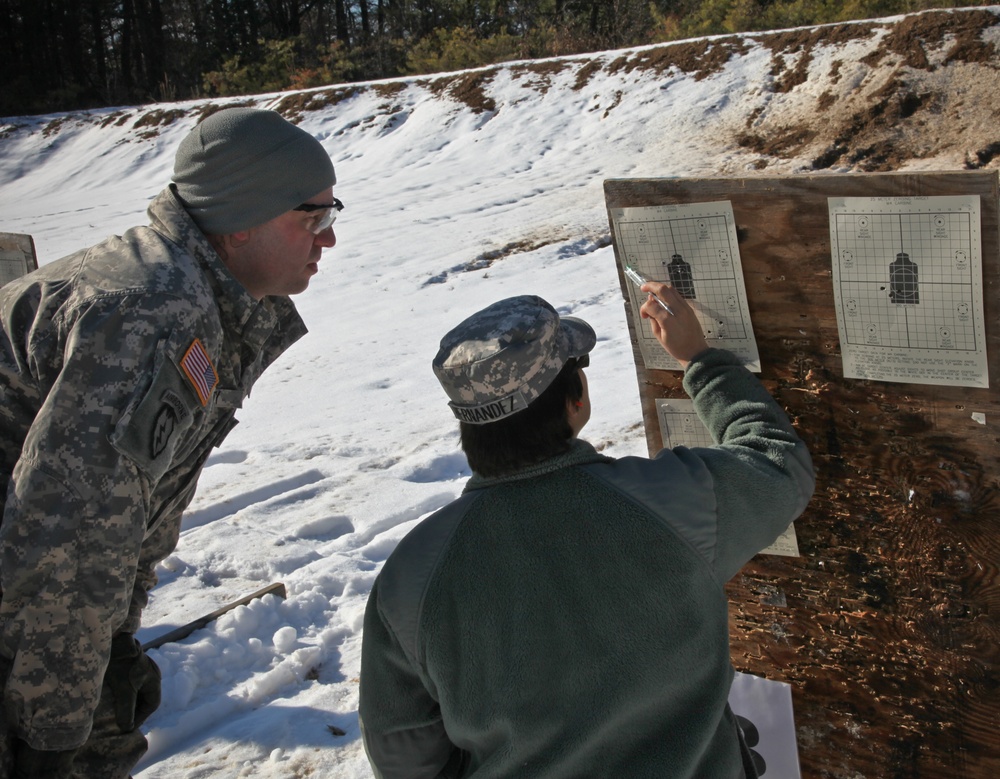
[180,338,219,406]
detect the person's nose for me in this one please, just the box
[315,227,336,248]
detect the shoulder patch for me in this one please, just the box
[111,361,198,484]
[151,389,188,460]
[180,338,219,406]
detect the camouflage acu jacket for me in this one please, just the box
[0,186,307,750]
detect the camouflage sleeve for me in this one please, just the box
[121,395,238,634]
[124,501,184,636]
[0,294,194,751]
[122,455,203,634]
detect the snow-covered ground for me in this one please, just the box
[1,7,997,777]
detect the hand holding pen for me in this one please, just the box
[624,266,674,314]
[625,266,708,368]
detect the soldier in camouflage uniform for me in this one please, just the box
[359,293,815,778]
[0,107,339,778]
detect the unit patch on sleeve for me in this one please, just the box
[111,360,197,483]
[180,338,219,406]
[151,389,190,460]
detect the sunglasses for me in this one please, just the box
[294,196,345,234]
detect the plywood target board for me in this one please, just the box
[604,171,999,779]
[0,232,37,288]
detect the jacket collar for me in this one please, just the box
[464,438,612,492]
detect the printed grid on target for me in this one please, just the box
[619,214,748,341]
[657,401,715,449]
[834,210,978,351]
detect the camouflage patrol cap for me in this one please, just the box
[433,295,596,425]
[173,107,336,235]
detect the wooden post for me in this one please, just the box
[0,232,38,288]
[604,171,999,778]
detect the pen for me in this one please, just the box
[624,265,675,315]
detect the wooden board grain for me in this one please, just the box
[0,232,38,288]
[604,172,1000,779]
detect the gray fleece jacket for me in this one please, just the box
[359,348,815,778]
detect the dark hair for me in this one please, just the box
[460,357,586,478]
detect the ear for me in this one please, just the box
[229,229,253,248]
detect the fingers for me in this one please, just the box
[638,281,682,324]
[642,280,682,310]
[635,279,709,366]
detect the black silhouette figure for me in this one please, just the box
[666,253,696,299]
[889,252,919,304]
[736,714,768,776]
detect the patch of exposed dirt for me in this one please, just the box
[827,59,844,84]
[133,108,186,131]
[572,60,603,91]
[476,236,555,265]
[599,90,623,119]
[817,90,836,111]
[423,230,580,285]
[749,10,997,99]
[758,23,878,93]
[510,60,572,94]
[449,72,498,113]
[372,83,407,100]
[42,116,72,137]
[736,124,819,159]
[761,20,879,52]
[273,88,362,121]
[609,37,752,81]
[194,100,258,124]
[422,71,497,114]
[863,7,1000,70]
[808,77,939,171]
[730,8,1000,173]
[965,140,1000,168]
[99,111,133,128]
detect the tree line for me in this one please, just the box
[0,0,986,117]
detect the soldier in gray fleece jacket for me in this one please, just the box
[359,283,815,778]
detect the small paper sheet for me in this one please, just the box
[828,195,987,387]
[609,201,760,371]
[728,671,801,779]
[656,398,800,557]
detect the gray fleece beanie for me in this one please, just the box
[172,107,336,235]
